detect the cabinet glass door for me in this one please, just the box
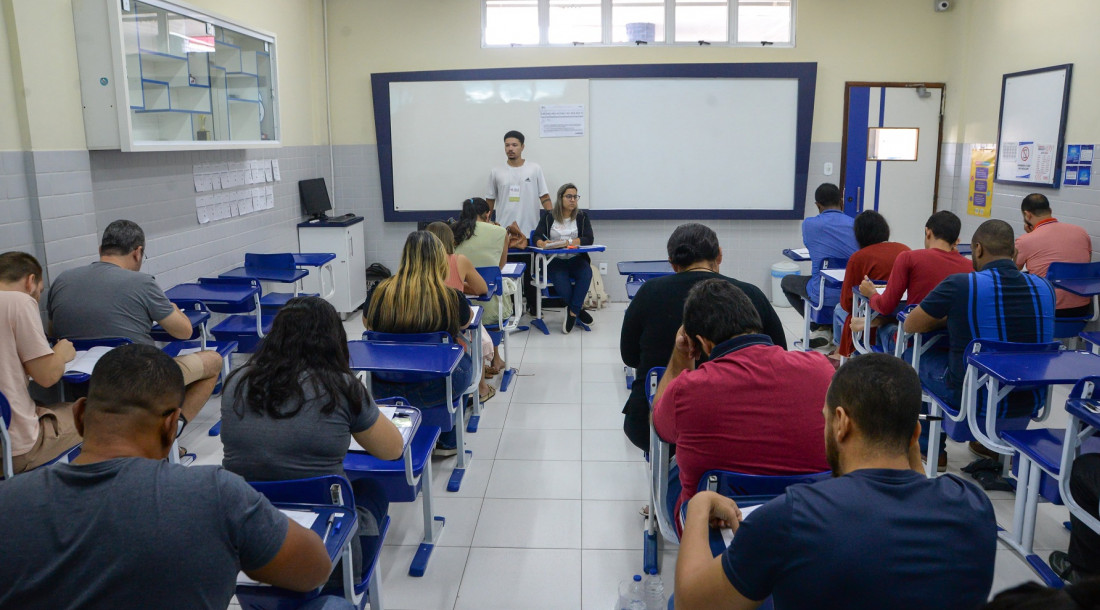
[121,0,277,145]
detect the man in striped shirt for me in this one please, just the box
[903,220,1055,455]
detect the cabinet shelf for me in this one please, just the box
[73,0,279,150]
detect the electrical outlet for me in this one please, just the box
[598,262,608,275]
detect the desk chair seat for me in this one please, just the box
[210,313,275,353]
[237,475,377,609]
[260,291,319,309]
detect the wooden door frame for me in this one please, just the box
[839,82,946,212]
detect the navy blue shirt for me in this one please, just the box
[802,209,858,303]
[918,258,1055,414]
[722,469,996,610]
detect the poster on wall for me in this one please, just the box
[968,146,996,218]
[1064,144,1094,186]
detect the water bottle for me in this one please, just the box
[644,568,667,610]
[616,575,646,610]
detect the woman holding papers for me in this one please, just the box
[221,296,404,586]
[532,183,596,334]
[364,230,474,456]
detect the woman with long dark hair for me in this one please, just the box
[364,230,474,455]
[221,296,404,585]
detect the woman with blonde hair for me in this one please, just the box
[364,230,473,455]
[533,182,596,333]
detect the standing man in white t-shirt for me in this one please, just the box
[487,130,552,315]
[487,130,552,238]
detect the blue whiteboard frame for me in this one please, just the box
[372,62,818,222]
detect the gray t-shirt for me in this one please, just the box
[48,261,175,345]
[221,369,379,482]
[0,458,288,610]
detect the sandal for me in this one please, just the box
[484,365,501,377]
[479,385,497,403]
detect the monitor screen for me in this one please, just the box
[299,178,332,217]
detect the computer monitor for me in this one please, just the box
[299,178,332,219]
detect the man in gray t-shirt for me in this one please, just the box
[47,220,223,425]
[0,345,338,610]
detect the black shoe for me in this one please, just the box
[577,309,593,325]
[563,313,576,334]
[1050,551,1082,584]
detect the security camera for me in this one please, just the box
[934,0,951,11]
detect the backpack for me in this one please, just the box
[360,263,392,311]
[584,264,610,310]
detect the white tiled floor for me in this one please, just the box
[178,301,1063,609]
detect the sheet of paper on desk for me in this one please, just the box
[65,346,114,376]
[719,504,763,547]
[349,407,405,451]
[503,262,521,274]
[236,508,320,585]
[176,347,203,356]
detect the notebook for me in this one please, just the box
[64,346,114,376]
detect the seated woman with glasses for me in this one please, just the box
[221,296,405,588]
[532,183,596,334]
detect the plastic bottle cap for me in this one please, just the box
[649,568,657,575]
[633,575,642,582]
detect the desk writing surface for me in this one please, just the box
[783,248,810,262]
[1050,278,1100,297]
[166,283,259,306]
[349,405,420,451]
[822,269,846,285]
[527,244,606,254]
[292,252,337,267]
[968,350,1100,385]
[1067,399,1100,430]
[502,262,525,277]
[236,506,355,586]
[617,260,674,277]
[468,305,483,328]
[219,266,308,283]
[347,341,464,376]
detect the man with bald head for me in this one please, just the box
[0,344,345,610]
[904,220,1055,460]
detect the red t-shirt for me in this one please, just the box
[837,241,910,356]
[653,336,832,530]
[869,247,974,315]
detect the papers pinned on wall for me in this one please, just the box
[193,159,280,224]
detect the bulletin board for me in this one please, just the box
[994,64,1072,188]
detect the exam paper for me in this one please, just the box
[719,504,763,547]
[64,346,114,376]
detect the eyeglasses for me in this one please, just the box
[563,194,580,201]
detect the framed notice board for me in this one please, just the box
[994,64,1072,188]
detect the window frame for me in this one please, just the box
[481,0,796,48]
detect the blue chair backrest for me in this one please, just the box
[0,389,10,429]
[1070,376,1100,401]
[247,474,355,510]
[698,469,832,497]
[1047,261,1100,281]
[362,330,451,344]
[244,253,296,269]
[476,266,503,297]
[821,256,848,271]
[68,337,132,351]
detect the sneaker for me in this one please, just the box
[968,441,998,460]
[433,437,458,457]
[577,309,593,325]
[1049,551,1083,585]
[563,313,576,334]
[808,329,832,349]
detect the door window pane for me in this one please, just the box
[868,128,919,161]
[486,0,540,45]
[675,0,728,43]
[549,0,603,44]
[737,0,791,43]
[611,0,665,42]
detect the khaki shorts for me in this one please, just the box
[12,405,81,474]
[174,353,206,385]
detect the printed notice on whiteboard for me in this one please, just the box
[1015,141,1034,179]
[1034,144,1056,183]
[539,105,585,138]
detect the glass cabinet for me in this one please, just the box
[74,0,279,150]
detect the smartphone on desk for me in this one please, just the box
[391,413,412,429]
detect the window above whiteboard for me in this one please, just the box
[483,0,795,47]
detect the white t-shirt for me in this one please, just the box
[487,161,549,236]
[550,217,579,260]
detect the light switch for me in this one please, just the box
[824,162,834,176]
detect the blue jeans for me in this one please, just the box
[547,256,592,315]
[877,322,899,355]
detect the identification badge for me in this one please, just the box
[508,184,521,204]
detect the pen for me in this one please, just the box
[918,415,943,421]
[321,513,336,544]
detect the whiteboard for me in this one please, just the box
[372,63,817,221]
[994,64,1072,187]
[389,79,589,213]
[589,78,798,212]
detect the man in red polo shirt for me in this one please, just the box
[652,279,832,533]
[1016,193,1093,318]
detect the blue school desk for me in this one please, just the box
[527,244,606,335]
[782,248,810,262]
[617,260,674,281]
[166,281,261,310]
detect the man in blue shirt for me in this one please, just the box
[781,183,858,347]
[904,219,1055,458]
[674,354,996,610]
